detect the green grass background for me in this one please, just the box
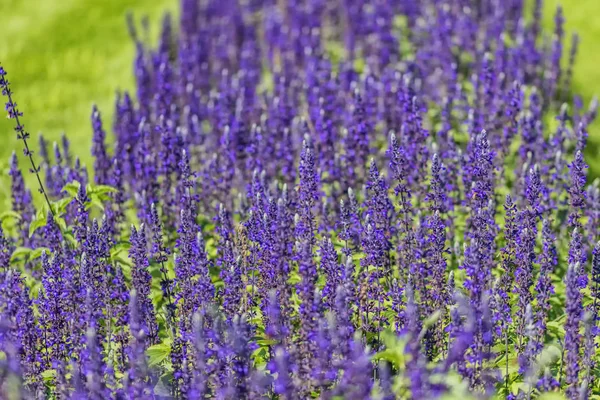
[0,0,599,206]
[0,0,177,204]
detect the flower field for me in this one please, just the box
[1,0,600,399]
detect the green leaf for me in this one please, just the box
[254,338,276,347]
[55,216,68,233]
[0,210,22,222]
[90,184,118,195]
[61,181,81,197]
[10,246,32,261]
[111,253,132,266]
[86,194,105,211]
[28,208,47,237]
[287,270,302,285]
[546,320,565,337]
[41,369,56,382]
[30,247,49,261]
[147,342,171,367]
[63,232,78,247]
[537,392,566,400]
[29,281,42,299]
[52,197,74,216]
[373,348,405,367]
[110,241,132,259]
[373,329,407,368]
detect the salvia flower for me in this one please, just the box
[0,2,598,398]
[564,262,583,398]
[91,105,112,185]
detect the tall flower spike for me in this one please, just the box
[0,64,54,214]
[170,333,188,397]
[155,54,176,122]
[297,138,319,243]
[426,209,448,356]
[42,210,63,255]
[129,225,159,344]
[514,194,537,354]
[219,245,243,318]
[359,222,387,339]
[149,203,175,325]
[188,313,208,399]
[329,335,372,398]
[319,237,341,308]
[265,290,288,344]
[81,327,109,399]
[226,315,257,398]
[365,158,393,243]
[579,312,595,399]
[590,242,600,348]
[124,290,155,399]
[378,361,395,400]
[73,184,90,247]
[341,188,362,254]
[534,219,557,352]
[0,269,40,386]
[110,265,130,372]
[463,131,496,312]
[295,238,319,380]
[61,133,72,166]
[312,317,335,393]
[91,104,111,185]
[518,305,536,376]
[348,88,370,178]
[564,262,583,398]
[503,81,523,154]
[175,207,214,332]
[546,6,564,104]
[38,251,70,365]
[426,154,450,215]
[567,225,586,292]
[338,199,353,256]
[134,43,152,120]
[8,152,35,245]
[444,291,475,376]
[272,347,295,399]
[38,134,49,166]
[49,141,65,197]
[177,149,196,208]
[404,283,428,398]
[0,226,12,269]
[568,150,588,229]
[389,131,416,278]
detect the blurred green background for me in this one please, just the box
[0,0,599,205]
[0,0,177,203]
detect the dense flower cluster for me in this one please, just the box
[1,0,600,398]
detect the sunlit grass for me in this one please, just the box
[0,0,176,204]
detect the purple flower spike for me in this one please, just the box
[124,290,155,399]
[129,225,159,344]
[534,219,557,352]
[91,105,111,185]
[8,153,35,245]
[564,262,583,398]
